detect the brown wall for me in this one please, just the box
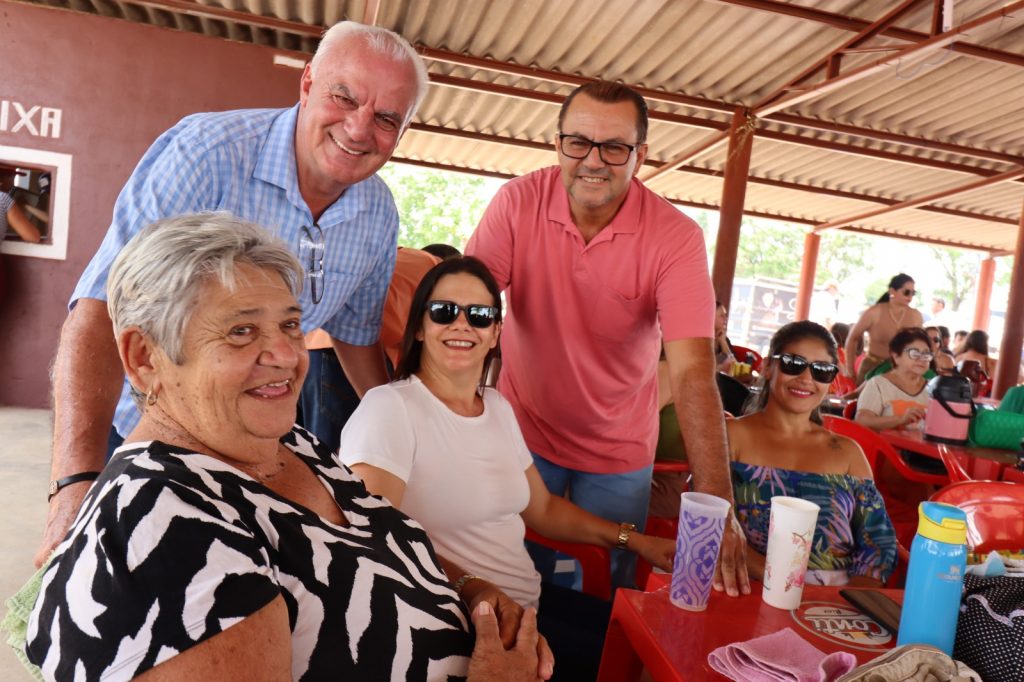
[0,2,301,408]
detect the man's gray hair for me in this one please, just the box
[107,212,304,366]
[310,20,429,127]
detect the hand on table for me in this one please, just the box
[468,603,552,681]
[713,512,751,597]
[34,482,89,568]
[632,533,675,572]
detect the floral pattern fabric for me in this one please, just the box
[731,461,898,584]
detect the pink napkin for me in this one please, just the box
[708,628,858,682]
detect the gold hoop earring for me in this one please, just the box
[146,389,158,407]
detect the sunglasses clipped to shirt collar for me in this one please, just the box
[771,353,840,384]
[426,300,500,328]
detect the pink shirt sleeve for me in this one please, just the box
[654,216,715,341]
[465,184,515,291]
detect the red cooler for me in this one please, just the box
[924,375,975,445]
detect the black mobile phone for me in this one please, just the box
[839,588,902,635]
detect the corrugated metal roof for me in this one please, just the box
[15,0,1024,252]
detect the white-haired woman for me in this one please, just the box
[26,214,544,681]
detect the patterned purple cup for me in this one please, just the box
[670,492,732,611]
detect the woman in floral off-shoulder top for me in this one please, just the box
[726,321,898,587]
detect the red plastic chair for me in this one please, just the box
[731,345,763,372]
[930,481,1024,554]
[1002,467,1024,484]
[822,416,949,546]
[524,528,611,600]
[938,444,972,483]
[842,399,858,420]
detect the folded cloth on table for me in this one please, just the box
[1,560,49,682]
[708,627,857,681]
[834,644,981,681]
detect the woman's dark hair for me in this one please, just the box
[394,256,502,381]
[744,320,838,420]
[889,327,932,358]
[876,273,914,303]
[829,322,850,348]
[962,330,991,356]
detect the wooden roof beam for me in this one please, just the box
[764,0,923,102]
[708,0,1024,68]
[757,1,1024,117]
[643,1,1024,182]
[118,0,323,36]
[115,1,1023,167]
[813,167,1024,232]
[433,72,1024,178]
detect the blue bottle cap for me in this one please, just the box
[918,502,968,544]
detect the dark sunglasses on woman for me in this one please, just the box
[771,353,840,384]
[426,300,500,328]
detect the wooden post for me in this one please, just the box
[712,107,755,309]
[795,232,821,321]
[971,257,996,331]
[993,202,1024,399]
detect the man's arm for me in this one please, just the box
[331,338,389,398]
[35,299,124,567]
[662,337,750,596]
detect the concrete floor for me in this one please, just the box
[0,407,51,682]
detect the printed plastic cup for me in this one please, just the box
[762,496,820,610]
[670,492,732,611]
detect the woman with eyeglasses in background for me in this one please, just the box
[338,256,674,680]
[924,325,956,375]
[855,328,934,432]
[728,321,897,587]
[844,273,924,385]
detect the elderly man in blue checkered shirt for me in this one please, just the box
[36,21,428,566]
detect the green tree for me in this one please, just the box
[929,246,980,311]
[818,232,871,286]
[732,218,803,280]
[377,163,501,250]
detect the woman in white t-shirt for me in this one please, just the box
[855,327,933,431]
[338,256,674,676]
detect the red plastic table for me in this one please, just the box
[598,577,901,682]
[880,428,1016,479]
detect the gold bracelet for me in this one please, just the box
[452,573,482,595]
[616,522,637,549]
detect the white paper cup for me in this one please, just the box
[670,492,732,611]
[762,496,820,610]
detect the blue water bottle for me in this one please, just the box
[897,502,968,655]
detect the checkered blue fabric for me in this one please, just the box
[71,105,398,436]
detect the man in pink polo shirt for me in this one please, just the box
[466,81,749,594]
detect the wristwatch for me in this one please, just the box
[616,522,637,550]
[47,471,101,501]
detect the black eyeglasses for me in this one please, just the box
[930,336,942,345]
[771,353,840,384]
[426,300,500,328]
[558,134,638,166]
[905,348,935,361]
[300,224,325,305]
[902,288,916,297]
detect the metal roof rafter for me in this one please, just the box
[101,0,1023,167]
[406,123,1019,228]
[641,0,1024,182]
[707,0,1024,68]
